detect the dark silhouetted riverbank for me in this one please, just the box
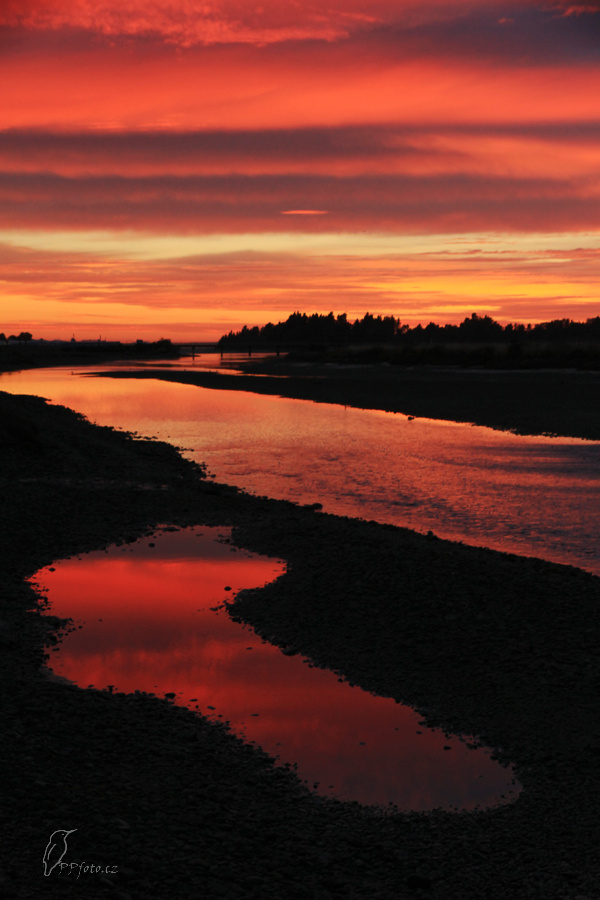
[97,362,600,441]
[0,339,178,374]
[2,388,600,897]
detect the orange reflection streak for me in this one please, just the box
[34,526,519,811]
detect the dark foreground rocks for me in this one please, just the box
[2,389,600,899]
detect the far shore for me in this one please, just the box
[94,360,600,441]
[0,340,180,375]
[4,348,599,441]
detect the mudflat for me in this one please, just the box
[2,382,600,898]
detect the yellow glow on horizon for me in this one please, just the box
[2,227,599,342]
[370,275,597,300]
[2,2,600,339]
[3,228,600,260]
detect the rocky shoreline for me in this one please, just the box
[2,385,600,898]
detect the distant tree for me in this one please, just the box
[17,331,33,343]
[218,311,600,353]
[0,333,6,344]
[458,313,503,342]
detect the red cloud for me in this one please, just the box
[0,0,370,45]
[1,170,597,235]
[3,1,597,50]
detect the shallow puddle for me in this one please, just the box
[34,526,520,812]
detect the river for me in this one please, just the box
[4,358,598,810]
[3,357,599,575]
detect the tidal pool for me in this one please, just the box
[34,525,520,812]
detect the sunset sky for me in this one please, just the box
[2,0,599,341]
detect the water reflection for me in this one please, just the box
[3,363,599,574]
[35,526,519,812]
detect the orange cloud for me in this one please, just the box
[2,236,599,342]
[3,41,599,135]
[1,1,599,337]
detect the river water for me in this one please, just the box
[5,358,598,810]
[3,359,599,575]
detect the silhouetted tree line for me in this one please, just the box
[219,311,600,349]
[0,331,32,343]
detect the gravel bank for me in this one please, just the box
[2,389,600,899]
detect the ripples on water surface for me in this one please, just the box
[3,361,599,574]
[8,359,588,809]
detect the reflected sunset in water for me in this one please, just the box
[5,364,600,576]
[34,526,519,811]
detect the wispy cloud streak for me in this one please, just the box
[2,171,597,234]
[1,1,599,337]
